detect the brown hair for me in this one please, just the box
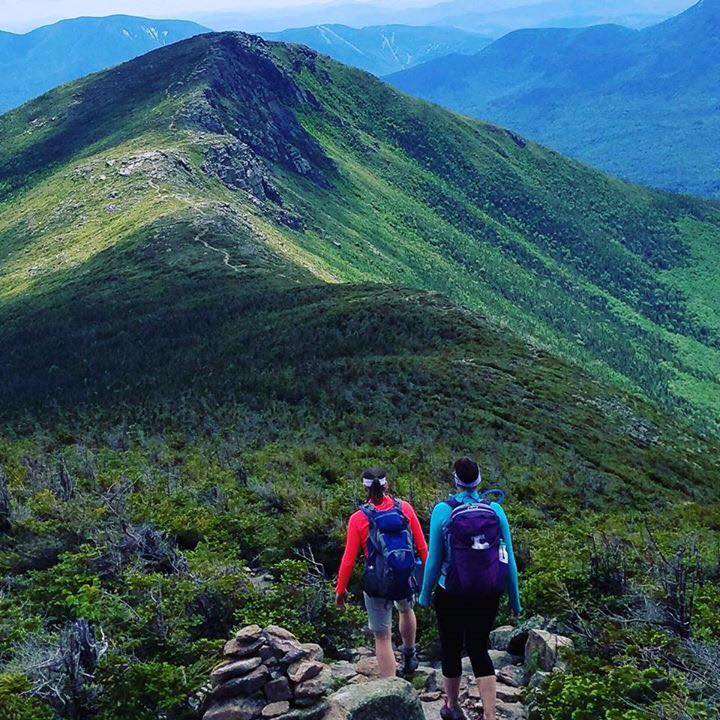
[363,467,388,505]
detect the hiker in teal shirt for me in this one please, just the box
[419,458,521,720]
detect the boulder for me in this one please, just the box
[265,677,292,703]
[293,668,332,706]
[496,665,528,688]
[225,638,266,658]
[329,661,357,683]
[301,643,324,663]
[262,701,291,717]
[212,657,263,685]
[203,697,265,720]
[524,629,574,672]
[275,702,328,720]
[496,684,524,703]
[264,626,297,641]
[496,702,528,720]
[489,650,517,669]
[237,625,264,642]
[527,671,550,689]
[507,617,547,656]
[279,646,309,665]
[490,625,515,651]
[326,677,425,720]
[354,656,380,678]
[287,660,324,684]
[212,666,271,701]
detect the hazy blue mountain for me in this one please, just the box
[389,0,720,196]
[261,23,491,75]
[195,0,690,33]
[0,15,209,114]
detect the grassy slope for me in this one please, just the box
[3,33,720,422]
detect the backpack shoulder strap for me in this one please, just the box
[444,496,462,510]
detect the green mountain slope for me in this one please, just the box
[3,32,720,421]
[261,24,492,76]
[0,15,209,114]
[1,31,719,720]
[389,0,720,197]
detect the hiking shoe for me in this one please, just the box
[440,704,466,720]
[401,645,419,675]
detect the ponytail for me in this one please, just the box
[362,467,388,505]
[367,478,385,504]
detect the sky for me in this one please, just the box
[0,0,340,31]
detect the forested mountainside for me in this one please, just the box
[0,15,208,113]
[261,24,491,76]
[0,31,718,720]
[390,0,720,198]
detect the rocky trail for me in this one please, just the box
[202,619,573,720]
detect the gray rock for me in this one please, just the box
[281,647,309,665]
[300,643,324,662]
[496,701,528,720]
[497,684,524,703]
[490,625,515,651]
[293,668,332,706]
[524,629,574,672]
[203,697,265,720]
[496,665,528,688]
[489,650,517,669]
[264,626,297,641]
[275,702,328,720]
[287,659,324,684]
[329,661,357,682]
[212,666,271,701]
[265,677,292,703]
[237,625,264,641]
[211,657,263,685]
[528,670,550,689]
[225,638,266,658]
[326,677,425,720]
[262,701,291,717]
[507,616,547,656]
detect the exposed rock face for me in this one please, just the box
[202,140,283,203]
[326,677,425,720]
[180,34,331,187]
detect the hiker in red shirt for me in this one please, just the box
[335,467,428,677]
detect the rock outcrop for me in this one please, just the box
[327,677,425,720]
[205,621,574,720]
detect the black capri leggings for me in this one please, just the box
[434,586,500,679]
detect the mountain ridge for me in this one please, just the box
[388,0,720,197]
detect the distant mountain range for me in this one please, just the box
[389,0,720,197]
[261,24,492,75]
[197,0,690,33]
[0,15,208,114]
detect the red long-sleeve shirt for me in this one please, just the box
[336,496,429,594]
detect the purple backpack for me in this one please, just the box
[444,494,508,598]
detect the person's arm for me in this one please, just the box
[336,512,363,599]
[402,501,429,563]
[492,502,522,614]
[418,502,451,606]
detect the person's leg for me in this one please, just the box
[397,599,419,674]
[397,602,417,649]
[374,630,397,677]
[466,594,501,720]
[365,594,397,678]
[435,588,464,711]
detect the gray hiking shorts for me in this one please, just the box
[364,592,414,635]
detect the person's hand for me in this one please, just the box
[335,592,347,609]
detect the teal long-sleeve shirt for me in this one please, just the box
[418,491,522,613]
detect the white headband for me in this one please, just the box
[363,476,387,488]
[454,471,481,488]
